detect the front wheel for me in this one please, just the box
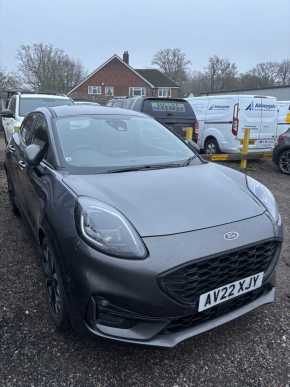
[278,149,290,175]
[204,138,220,155]
[41,237,71,332]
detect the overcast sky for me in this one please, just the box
[0,0,289,74]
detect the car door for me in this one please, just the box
[6,113,36,214]
[18,113,54,235]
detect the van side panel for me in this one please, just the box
[202,97,236,151]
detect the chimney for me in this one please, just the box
[123,51,129,65]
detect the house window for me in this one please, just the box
[158,88,171,97]
[88,86,102,95]
[129,87,146,97]
[105,86,114,96]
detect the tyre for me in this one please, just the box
[6,170,20,216]
[278,149,290,175]
[41,237,71,331]
[204,137,220,155]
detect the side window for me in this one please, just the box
[8,96,16,114]
[20,114,36,145]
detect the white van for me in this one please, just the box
[276,101,290,137]
[187,95,278,154]
[1,93,73,144]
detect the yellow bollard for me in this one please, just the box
[185,127,193,141]
[240,128,250,170]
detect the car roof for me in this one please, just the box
[37,105,149,118]
[20,93,71,99]
[188,95,275,100]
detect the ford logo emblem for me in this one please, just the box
[224,231,240,241]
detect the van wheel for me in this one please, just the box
[278,149,290,175]
[41,236,71,332]
[205,138,220,155]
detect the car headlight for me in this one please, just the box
[76,197,147,259]
[246,176,280,224]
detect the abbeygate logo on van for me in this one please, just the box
[245,102,276,111]
[208,104,230,110]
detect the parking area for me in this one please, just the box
[0,132,289,387]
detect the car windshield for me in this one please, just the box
[54,115,198,172]
[19,97,73,116]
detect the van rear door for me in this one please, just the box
[277,101,290,137]
[187,98,208,147]
[258,97,277,149]
[142,98,197,140]
[238,96,261,147]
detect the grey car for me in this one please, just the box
[4,105,283,347]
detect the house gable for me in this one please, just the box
[68,55,154,96]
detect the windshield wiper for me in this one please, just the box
[182,155,197,166]
[108,162,186,173]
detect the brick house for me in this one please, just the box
[67,51,180,104]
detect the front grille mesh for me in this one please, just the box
[159,240,278,306]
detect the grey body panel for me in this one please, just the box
[63,163,265,237]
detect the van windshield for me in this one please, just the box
[19,97,73,116]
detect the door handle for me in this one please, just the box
[8,145,15,153]
[18,160,26,170]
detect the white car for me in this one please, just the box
[0,93,73,143]
[187,95,278,154]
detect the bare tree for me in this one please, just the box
[16,43,85,94]
[246,62,280,88]
[152,48,190,85]
[0,69,21,90]
[276,59,290,85]
[205,55,238,92]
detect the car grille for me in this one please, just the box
[164,285,271,333]
[159,240,279,306]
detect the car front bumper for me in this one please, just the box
[61,213,282,347]
[85,284,276,347]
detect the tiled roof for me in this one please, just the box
[135,69,179,88]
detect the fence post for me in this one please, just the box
[240,128,250,170]
[185,127,193,141]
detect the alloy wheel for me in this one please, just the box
[43,243,63,317]
[279,150,290,175]
[206,142,217,155]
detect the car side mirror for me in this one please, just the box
[0,109,15,119]
[24,144,46,166]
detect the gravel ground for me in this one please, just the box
[0,133,289,387]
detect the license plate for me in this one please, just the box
[198,272,264,312]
